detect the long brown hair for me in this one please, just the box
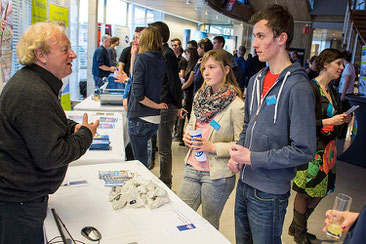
[184,48,198,78]
[138,26,163,54]
[200,49,243,99]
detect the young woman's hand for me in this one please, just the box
[182,132,193,147]
[156,102,168,110]
[190,137,216,154]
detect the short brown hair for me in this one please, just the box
[110,37,120,44]
[315,48,343,72]
[149,21,170,43]
[250,4,294,50]
[198,38,213,53]
[213,36,225,47]
[135,27,145,33]
[171,38,182,46]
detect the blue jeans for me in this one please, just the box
[235,180,290,244]
[178,165,235,229]
[158,105,178,187]
[128,117,159,167]
[0,197,48,244]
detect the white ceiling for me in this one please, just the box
[124,0,240,25]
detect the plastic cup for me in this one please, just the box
[188,127,207,162]
[326,193,352,240]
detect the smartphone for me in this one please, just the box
[346,105,359,114]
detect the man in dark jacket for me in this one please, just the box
[92,34,116,88]
[0,22,99,244]
[228,5,316,244]
[149,22,186,188]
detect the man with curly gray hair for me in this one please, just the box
[0,21,99,243]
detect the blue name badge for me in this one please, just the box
[266,95,277,105]
[177,224,196,231]
[209,119,221,131]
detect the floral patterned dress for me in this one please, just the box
[292,79,338,197]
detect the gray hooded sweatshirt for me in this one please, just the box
[237,62,316,194]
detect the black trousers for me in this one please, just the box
[0,196,48,244]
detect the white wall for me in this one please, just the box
[164,14,198,46]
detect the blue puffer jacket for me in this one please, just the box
[237,62,317,194]
[127,51,166,119]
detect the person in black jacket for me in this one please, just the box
[0,22,99,244]
[149,21,186,188]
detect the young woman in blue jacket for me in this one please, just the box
[127,27,168,167]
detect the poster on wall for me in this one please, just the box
[113,25,130,56]
[0,0,13,93]
[49,4,69,27]
[49,3,71,110]
[31,0,47,24]
[359,46,366,95]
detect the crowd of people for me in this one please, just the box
[0,3,361,244]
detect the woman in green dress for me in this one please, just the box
[289,49,352,244]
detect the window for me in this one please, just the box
[98,0,105,23]
[106,0,127,25]
[208,25,233,36]
[128,4,164,39]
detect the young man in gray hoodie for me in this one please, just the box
[228,5,316,244]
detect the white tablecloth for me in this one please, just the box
[65,111,125,165]
[44,161,230,244]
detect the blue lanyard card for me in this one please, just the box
[209,119,221,131]
[266,95,277,105]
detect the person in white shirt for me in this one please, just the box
[339,51,356,106]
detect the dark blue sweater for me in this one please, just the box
[127,51,166,118]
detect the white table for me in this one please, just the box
[65,111,125,165]
[44,161,230,244]
[74,95,125,112]
[74,96,129,151]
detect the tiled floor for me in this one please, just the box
[150,141,366,244]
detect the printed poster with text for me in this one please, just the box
[0,0,13,93]
[49,4,69,27]
[31,0,47,24]
[50,4,71,110]
[359,46,366,96]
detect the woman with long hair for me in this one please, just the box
[127,26,167,167]
[176,48,199,144]
[290,49,352,243]
[178,49,244,229]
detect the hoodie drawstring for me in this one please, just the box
[250,70,292,124]
[273,71,291,124]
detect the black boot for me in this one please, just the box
[289,209,316,240]
[304,208,316,239]
[292,210,312,244]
